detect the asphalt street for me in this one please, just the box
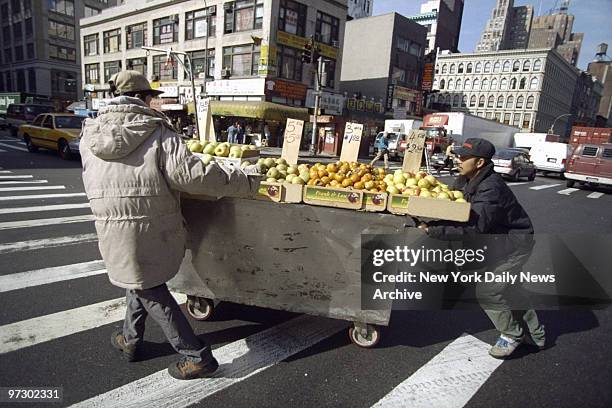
[0,129,610,408]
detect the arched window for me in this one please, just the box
[487,95,495,108]
[433,78,438,88]
[503,61,511,72]
[513,61,520,72]
[523,60,531,71]
[500,78,508,90]
[467,63,473,73]
[458,63,464,73]
[516,95,524,109]
[530,77,538,90]
[461,95,467,107]
[445,94,451,104]
[475,62,482,73]
[478,95,486,107]
[439,79,445,89]
[442,64,448,74]
[519,77,526,89]
[510,78,517,89]
[470,95,477,107]
[448,79,455,90]
[533,59,542,71]
[450,64,456,74]
[456,79,462,90]
[453,94,461,107]
[491,78,498,90]
[526,95,535,109]
[484,62,492,73]
[473,78,480,89]
[506,95,514,108]
[497,95,504,108]
[465,79,471,90]
[494,61,501,73]
[482,78,489,90]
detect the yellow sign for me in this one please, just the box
[259,44,278,75]
[276,31,338,59]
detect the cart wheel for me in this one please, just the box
[348,324,380,348]
[186,296,214,321]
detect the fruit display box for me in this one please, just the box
[214,154,260,168]
[302,186,364,210]
[255,181,303,203]
[361,191,388,212]
[387,194,470,221]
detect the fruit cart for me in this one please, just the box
[167,196,411,348]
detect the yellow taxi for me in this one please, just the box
[18,113,86,160]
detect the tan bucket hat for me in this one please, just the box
[108,70,164,96]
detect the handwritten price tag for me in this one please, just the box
[402,129,427,173]
[281,118,304,165]
[340,122,363,162]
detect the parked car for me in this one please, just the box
[529,141,572,178]
[565,143,612,189]
[6,103,55,136]
[492,148,536,181]
[18,113,86,160]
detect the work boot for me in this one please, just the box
[489,335,522,359]
[110,330,139,362]
[168,356,219,380]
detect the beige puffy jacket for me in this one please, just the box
[81,96,257,289]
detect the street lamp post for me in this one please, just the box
[548,113,573,135]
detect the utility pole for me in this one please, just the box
[311,56,323,155]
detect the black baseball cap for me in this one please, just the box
[453,138,496,159]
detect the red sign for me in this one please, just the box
[422,63,435,92]
[265,79,307,100]
[423,114,449,127]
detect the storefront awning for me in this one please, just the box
[188,100,309,122]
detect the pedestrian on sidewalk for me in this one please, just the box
[370,131,390,169]
[236,123,245,144]
[418,138,545,359]
[226,122,238,143]
[80,70,260,380]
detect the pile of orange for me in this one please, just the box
[306,161,388,193]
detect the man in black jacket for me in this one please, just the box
[420,138,545,358]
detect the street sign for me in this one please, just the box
[402,130,427,174]
[281,118,304,165]
[340,122,363,163]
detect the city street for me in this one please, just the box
[0,130,611,408]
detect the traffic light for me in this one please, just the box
[301,38,313,64]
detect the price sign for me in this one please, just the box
[281,118,304,165]
[339,122,363,163]
[196,98,216,142]
[402,130,427,173]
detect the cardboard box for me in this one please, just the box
[406,196,471,222]
[386,194,412,215]
[255,181,303,203]
[302,186,363,210]
[361,191,388,212]
[214,154,260,168]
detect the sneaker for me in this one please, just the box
[110,330,139,362]
[168,357,219,380]
[489,335,522,359]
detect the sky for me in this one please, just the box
[372,0,612,70]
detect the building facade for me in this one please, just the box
[570,71,602,128]
[429,48,580,137]
[587,43,612,125]
[408,0,464,55]
[0,0,117,106]
[528,11,583,66]
[347,0,372,20]
[80,0,347,110]
[475,0,514,52]
[340,12,427,119]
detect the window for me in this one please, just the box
[49,45,76,61]
[516,95,524,109]
[26,43,34,59]
[484,62,491,73]
[512,114,521,127]
[513,61,520,72]
[85,63,99,83]
[409,43,420,56]
[84,34,98,56]
[126,57,147,75]
[51,70,76,96]
[450,64,456,74]
[523,60,531,71]
[482,78,488,90]
[190,49,215,78]
[461,95,467,108]
[473,78,479,89]
[186,8,216,40]
[497,95,504,108]
[582,146,598,157]
[456,79,462,91]
[465,79,471,90]
[494,112,501,123]
[126,23,147,49]
[15,46,23,61]
[32,115,45,127]
[439,79,445,89]
[493,61,501,73]
[43,115,53,129]
[277,45,303,81]
[441,64,448,74]
[278,0,307,37]
[510,78,517,90]
[3,26,10,46]
[225,0,264,34]
[104,61,121,82]
[466,63,473,73]
[519,77,526,89]
[4,48,12,63]
[470,95,477,107]
[25,18,33,37]
[522,113,531,129]
[103,29,121,53]
[453,94,460,107]
[526,95,534,109]
[503,61,510,72]
[500,78,508,90]
[84,6,100,17]
[506,95,514,108]
[487,95,494,108]
[448,79,454,90]
[222,44,260,77]
[49,20,75,40]
[475,62,482,73]
[602,149,612,159]
[533,59,542,71]
[458,63,464,74]
[530,77,538,90]
[48,0,74,16]
[153,16,179,45]
[491,78,498,90]
[152,55,177,80]
[315,11,339,46]
[13,22,22,41]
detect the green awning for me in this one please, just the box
[188,100,309,122]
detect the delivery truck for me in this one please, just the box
[373,119,423,159]
[513,132,561,150]
[569,127,612,146]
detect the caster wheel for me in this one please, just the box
[186,296,214,321]
[348,324,380,348]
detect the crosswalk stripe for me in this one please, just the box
[507,182,529,186]
[0,185,65,192]
[0,180,48,185]
[587,192,604,199]
[557,188,579,196]
[70,315,347,408]
[0,139,25,143]
[0,142,28,152]
[0,170,12,173]
[0,175,32,179]
[0,214,94,231]
[0,149,6,153]
[0,260,106,293]
[0,202,90,215]
[0,293,187,355]
[371,335,503,408]
[529,183,561,190]
[0,192,86,201]
[0,233,98,255]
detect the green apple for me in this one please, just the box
[425,175,438,186]
[419,190,432,198]
[455,198,467,203]
[452,191,464,200]
[405,178,418,187]
[201,153,214,165]
[393,174,406,185]
[437,192,451,200]
[276,163,288,172]
[276,158,288,166]
[287,165,299,175]
[266,167,280,179]
[189,142,203,153]
[266,177,277,182]
[229,150,243,159]
[230,145,242,154]
[292,177,306,185]
[240,145,251,151]
[286,174,296,183]
[299,173,310,183]
[263,158,276,168]
[417,178,431,189]
[386,185,400,194]
[202,144,215,155]
[214,144,230,157]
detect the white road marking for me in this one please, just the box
[0,139,26,144]
[0,214,94,231]
[0,202,90,215]
[371,335,503,408]
[0,233,98,255]
[0,180,48,185]
[0,293,187,355]
[587,192,604,199]
[0,175,33,179]
[70,315,347,408]
[0,185,65,192]
[557,188,579,196]
[0,260,106,293]
[0,192,86,201]
[0,142,28,152]
[0,170,12,173]
[0,149,6,153]
[529,183,561,190]
[507,182,529,186]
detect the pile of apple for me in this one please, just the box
[385,170,465,201]
[185,139,257,165]
[247,157,311,185]
[305,161,388,192]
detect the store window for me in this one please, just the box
[278,45,303,81]
[153,55,177,80]
[104,61,121,82]
[85,63,100,84]
[190,49,215,78]
[126,23,147,50]
[224,0,264,34]
[315,10,339,46]
[48,0,74,16]
[278,0,307,37]
[522,113,531,129]
[103,28,121,53]
[153,16,179,45]
[84,34,98,56]
[222,44,260,77]
[186,8,216,40]
[49,20,75,40]
[512,114,521,127]
[127,58,147,75]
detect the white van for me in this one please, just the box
[529,142,572,176]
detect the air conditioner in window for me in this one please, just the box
[222,67,232,78]
[224,2,234,10]
[208,5,217,15]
